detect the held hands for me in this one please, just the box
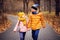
[42,25,46,28]
[27,28,31,31]
[13,29,17,32]
[26,23,31,31]
[43,26,45,28]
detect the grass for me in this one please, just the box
[43,12,60,34]
[0,16,11,33]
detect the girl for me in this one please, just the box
[13,12,28,40]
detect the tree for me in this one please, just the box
[55,0,60,16]
[0,0,7,24]
[23,0,29,13]
[0,0,3,13]
[33,0,40,12]
[23,0,25,12]
[48,0,51,13]
[0,0,4,24]
[26,0,29,13]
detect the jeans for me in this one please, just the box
[32,29,40,40]
[19,32,26,40]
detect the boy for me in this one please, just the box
[28,4,46,40]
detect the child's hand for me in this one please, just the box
[13,30,16,32]
[27,28,31,31]
[42,26,45,28]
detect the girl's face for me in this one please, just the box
[20,14,25,18]
[18,12,25,18]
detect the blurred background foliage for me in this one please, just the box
[0,0,60,34]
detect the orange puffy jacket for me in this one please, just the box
[28,12,46,30]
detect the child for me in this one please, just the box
[13,12,28,40]
[28,4,46,40]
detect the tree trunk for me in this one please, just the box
[55,0,59,16]
[23,0,29,13]
[0,0,4,24]
[0,0,7,24]
[49,0,51,13]
[26,0,29,13]
[23,0,25,12]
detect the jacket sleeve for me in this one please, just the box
[40,13,46,28]
[27,15,32,28]
[13,20,20,31]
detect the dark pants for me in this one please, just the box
[19,32,26,40]
[32,29,39,40]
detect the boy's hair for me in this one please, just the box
[31,6,37,10]
[31,4,39,10]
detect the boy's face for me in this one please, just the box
[31,8,37,12]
